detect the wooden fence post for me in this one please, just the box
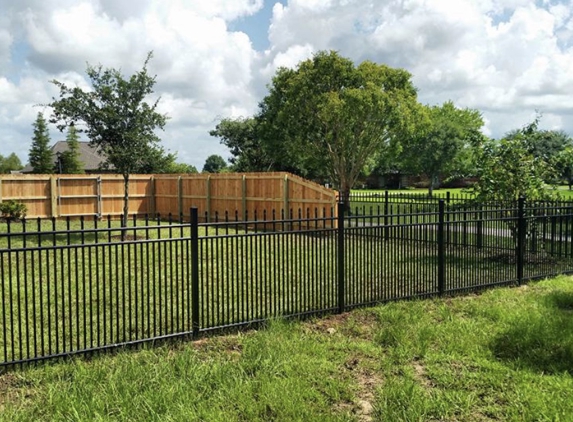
[242,174,247,220]
[206,175,211,222]
[283,174,289,214]
[50,176,58,218]
[149,176,156,217]
[177,176,183,218]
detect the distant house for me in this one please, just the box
[21,141,107,174]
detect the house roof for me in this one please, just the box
[22,141,106,173]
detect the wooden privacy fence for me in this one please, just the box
[0,173,337,221]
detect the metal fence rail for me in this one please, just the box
[1,199,573,369]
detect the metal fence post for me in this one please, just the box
[476,205,483,249]
[384,190,389,241]
[337,201,345,313]
[564,207,573,257]
[438,200,445,295]
[190,207,200,337]
[516,197,526,286]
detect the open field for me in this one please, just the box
[1,276,573,421]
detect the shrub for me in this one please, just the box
[0,200,27,221]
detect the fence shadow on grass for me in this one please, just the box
[491,291,573,375]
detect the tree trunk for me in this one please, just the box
[428,174,438,197]
[340,182,351,215]
[122,173,130,241]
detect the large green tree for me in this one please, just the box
[555,146,573,189]
[471,121,556,204]
[470,121,559,252]
[49,52,168,233]
[165,162,198,174]
[257,50,420,206]
[59,125,84,174]
[400,101,484,196]
[506,126,572,164]
[202,154,228,173]
[0,153,23,174]
[534,130,573,184]
[28,112,53,174]
[503,116,573,185]
[209,117,272,172]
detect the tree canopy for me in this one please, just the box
[202,154,228,173]
[164,162,198,174]
[49,52,168,176]
[49,52,168,231]
[256,50,420,205]
[555,146,573,189]
[506,126,572,163]
[471,120,557,204]
[209,117,272,172]
[28,112,53,174]
[0,153,23,174]
[400,101,484,196]
[59,125,84,174]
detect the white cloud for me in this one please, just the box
[186,0,263,20]
[0,0,265,167]
[1,0,573,170]
[261,43,314,77]
[263,0,573,139]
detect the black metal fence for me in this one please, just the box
[349,190,473,206]
[1,198,573,370]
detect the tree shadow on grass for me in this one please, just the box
[491,291,573,375]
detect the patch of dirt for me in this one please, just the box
[306,312,354,332]
[0,373,20,393]
[303,312,383,420]
[443,293,479,306]
[411,357,436,389]
[0,373,34,409]
[304,311,378,340]
[190,334,243,359]
[344,355,382,422]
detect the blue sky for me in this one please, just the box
[229,0,286,51]
[0,0,572,169]
[6,41,29,83]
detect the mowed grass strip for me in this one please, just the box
[2,276,573,421]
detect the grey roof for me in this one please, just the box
[22,141,106,173]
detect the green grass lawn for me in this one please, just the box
[354,187,469,197]
[354,185,573,200]
[555,185,573,200]
[2,276,573,421]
